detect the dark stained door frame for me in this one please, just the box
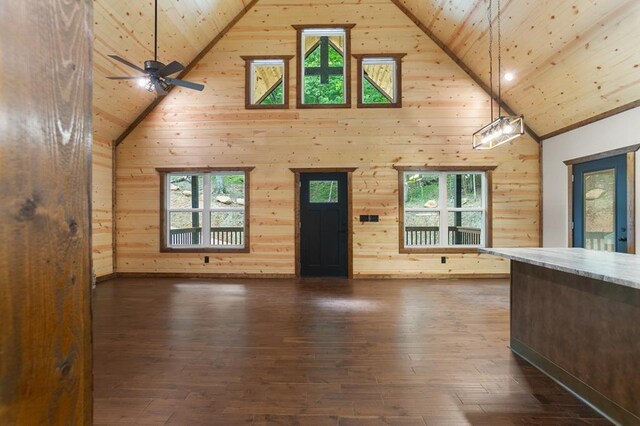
[290,168,356,278]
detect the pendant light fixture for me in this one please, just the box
[472,0,524,150]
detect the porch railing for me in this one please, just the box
[169,227,244,246]
[405,226,481,246]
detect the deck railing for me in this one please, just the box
[405,226,481,247]
[584,232,615,252]
[169,227,244,246]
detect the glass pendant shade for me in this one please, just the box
[472,115,524,150]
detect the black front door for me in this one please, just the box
[300,172,348,277]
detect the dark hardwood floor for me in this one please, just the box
[93,278,607,425]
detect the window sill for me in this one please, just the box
[296,103,351,109]
[245,103,290,110]
[160,247,250,254]
[400,247,484,254]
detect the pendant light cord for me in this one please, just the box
[154,0,158,62]
[497,0,501,118]
[488,0,493,122]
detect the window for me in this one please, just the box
[242,56,293,109]
[157,167,254,253]
[309,180,339,203]
[293,24,355,108]
[354,54,405,108]
[395,166,496,252]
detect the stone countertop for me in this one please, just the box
[479,247,640,290]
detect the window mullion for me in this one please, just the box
[203,173,211,247]
[439,173,447,247]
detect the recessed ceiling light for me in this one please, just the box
[504,72,515,81]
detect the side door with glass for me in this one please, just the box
[572,154,627,252]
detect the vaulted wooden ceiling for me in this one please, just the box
[94,0,640,144]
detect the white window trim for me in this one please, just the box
[403,171,488,248]
[300,28,347,105]
[165,171,247,250]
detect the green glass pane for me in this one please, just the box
[258,81,283,105]
[210,173,245,209]
[404,173,439,208]
[304,75,344,104]
[310,180,338,203]
[447,211,483,246]
[328,44,343,66]
[363,78,391,104]
[169,175,203,209]
[446,173,483,208]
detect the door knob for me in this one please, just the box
[619,237,628,242]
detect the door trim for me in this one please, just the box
[290,168,357,278]
[565,145,638,253]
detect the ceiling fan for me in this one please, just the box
[107,0,204,96]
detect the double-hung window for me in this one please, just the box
[158,167,253,253]
[396,167,495,252]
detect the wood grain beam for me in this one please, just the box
[114,0,259,146]
[541,99,640,140]
[0,0,93,422]
[390,0,541,143]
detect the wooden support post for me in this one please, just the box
[0,0,93,423]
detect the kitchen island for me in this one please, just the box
[480,247,640,425]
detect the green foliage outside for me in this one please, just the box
[303,43,344,104]
[258,81,283,105]
[309,180,338,203]
[363,78,391,104]
[404,174,439,208]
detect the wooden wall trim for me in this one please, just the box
[567,164,574,248]
[117,272,297,279]
[541,100,640,141]
[563,144,640,165]
[106,272,510,280]
[112,142,117,273]
[389,0,541,143]
[393,165,498,172]
[627,152,636,254]
[114,0,260,146]
[539,141,544,247]
[96,273,117,283]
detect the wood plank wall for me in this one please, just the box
[116,0,540,278]
[0,0,93,423]
[92,128,114,277]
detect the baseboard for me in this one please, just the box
[116,272,297,279]
[95,273,117,283]
[353,273,510,280]
[105,272,510,280]
[511,338,636,425]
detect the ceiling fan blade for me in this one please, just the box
[107,76,144,80]
[154,80,168,96]
[165,77,205,91]
[108,55,146,73]
[158,60,185,77]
